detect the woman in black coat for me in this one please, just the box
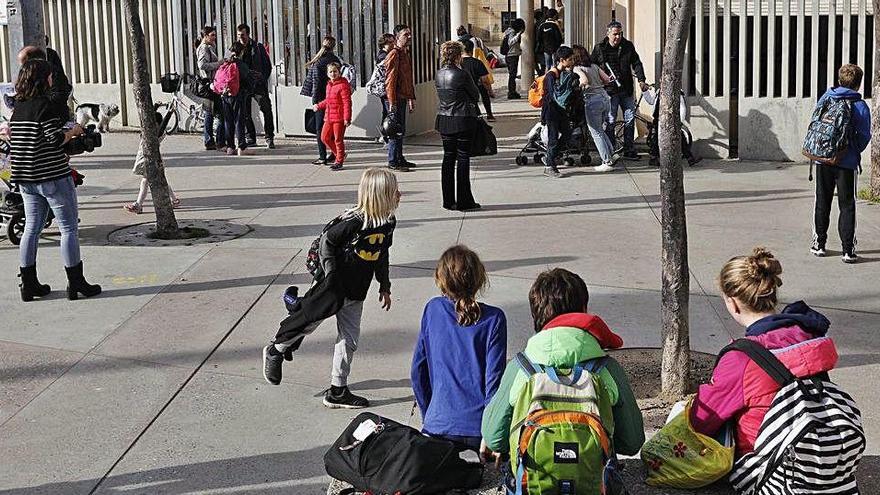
[435,41,481,211]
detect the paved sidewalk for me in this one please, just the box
[1,92,879,494]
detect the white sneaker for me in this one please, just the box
[594,163,615,173]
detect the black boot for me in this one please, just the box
[19,265,51,302]
[65,261,102,300]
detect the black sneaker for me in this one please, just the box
[246,139,258,148]
[623,151,640,160]
[323,386,370,409]
[267,137,276,149]
[262,345,284,385]
[388,161,411,172]
[403,159,417,168]
[508,92,522,99]
[205,142,217,150]
[330,163,343,171]
[842,250,858,264]
[810,243,826,257]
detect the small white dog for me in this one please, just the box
[75,103,120,133]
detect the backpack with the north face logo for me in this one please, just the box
[508,354,628,495]
[719,339,865,495]
[802,96,854,165]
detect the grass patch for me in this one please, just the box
[146,226,210,240]
[857,188,880,204]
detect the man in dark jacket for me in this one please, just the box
[538,9,563,76]
[236,24,275,149]
[591,20,648,160]
[810,64,871,264]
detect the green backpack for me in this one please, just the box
[507,353,627,495]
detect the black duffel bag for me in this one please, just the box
[188,75,214,100]
[469,117,497,157]
[324,412,483,494]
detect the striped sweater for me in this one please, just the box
[9,96,69,184]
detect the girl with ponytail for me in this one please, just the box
[690,247,841,458]
[411,245,508,449]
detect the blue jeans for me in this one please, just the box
[606,94,637,153]
[383,98,407,164]
[19,175,81,268]
[221,94,246,149]
[584,94,614,163]
[203,104,217,145]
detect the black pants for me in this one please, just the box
[505,55,519,95]
[274,274,346,351]
[545,116,572,169]
[813,164,857,252]
[244,89,275,142]
[315,109,328,160]
[441,131,476,208]
[478,85,493,117]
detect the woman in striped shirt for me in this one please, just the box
[10,59,101,301]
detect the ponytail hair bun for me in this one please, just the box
[719,247,783,313]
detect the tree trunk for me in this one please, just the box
[122,0,179,238]
[658,0,694,398]
[872,0,880,198]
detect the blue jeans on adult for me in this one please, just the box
[221,94,246,150]
[19,175,81,268]
[584,94,614,164]
[383,98,407,164]
[605,93,637,153]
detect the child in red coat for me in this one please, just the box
[314,63,352,170]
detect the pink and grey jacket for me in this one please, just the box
[690,301,838,457]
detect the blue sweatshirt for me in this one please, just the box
[816,86,871,171]
[411,296,507,438]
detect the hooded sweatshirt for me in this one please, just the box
[691,301,839,457]
[481,313,645,457]
[815,86,871,171]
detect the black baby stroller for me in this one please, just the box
[515,99,593,167]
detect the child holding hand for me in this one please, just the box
[313,62,352,170]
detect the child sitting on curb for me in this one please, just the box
[411,245,508,449]
[480,268,644,482]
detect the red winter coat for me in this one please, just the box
[316,77,352,123]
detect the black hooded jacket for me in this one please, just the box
[590,37,646,97]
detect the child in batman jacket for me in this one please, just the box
[262,167,401,409]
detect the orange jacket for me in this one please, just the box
[384,47,416,103]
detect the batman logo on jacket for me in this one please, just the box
[355,233,387,261]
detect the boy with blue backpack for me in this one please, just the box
[804,64,871,264]
[480,268,644,495]
[541,46,579,178]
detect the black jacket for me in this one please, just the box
[240,40,271,81]
[538,21,563,54]
[590,37,646,97]
[311,52,342,104]
[435,65,480,118]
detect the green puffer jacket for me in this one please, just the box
[480,314,645,457]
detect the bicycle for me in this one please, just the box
[155,72,205,134]
[611,83,694,166]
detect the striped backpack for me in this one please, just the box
[718,339,865,495]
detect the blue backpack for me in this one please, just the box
[802,97,853,166]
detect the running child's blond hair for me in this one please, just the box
[349,167,400,229]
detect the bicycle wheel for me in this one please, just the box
[613,121,625,149]
[6,211,24,245]
[155,103,179,134]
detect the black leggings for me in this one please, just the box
[479,85,493,117]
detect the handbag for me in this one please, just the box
[305,108,317,135]
[640,398,735,489]
[324,412,482,495]
[469,117,497,157]
[188,76,213,100]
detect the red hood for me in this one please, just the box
[542,313,624,349]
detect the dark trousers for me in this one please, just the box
[478,85,493,117]
[315,109,329,160]
[274,274,346,351]
[384,98,407,164]
[220,94,246,149]
[244,88,275,142]
[505,55,519,95]
[441,131,476,208]
[813,164,857,252]
[545,116,571,169]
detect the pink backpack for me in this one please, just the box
[212,61,240,96]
